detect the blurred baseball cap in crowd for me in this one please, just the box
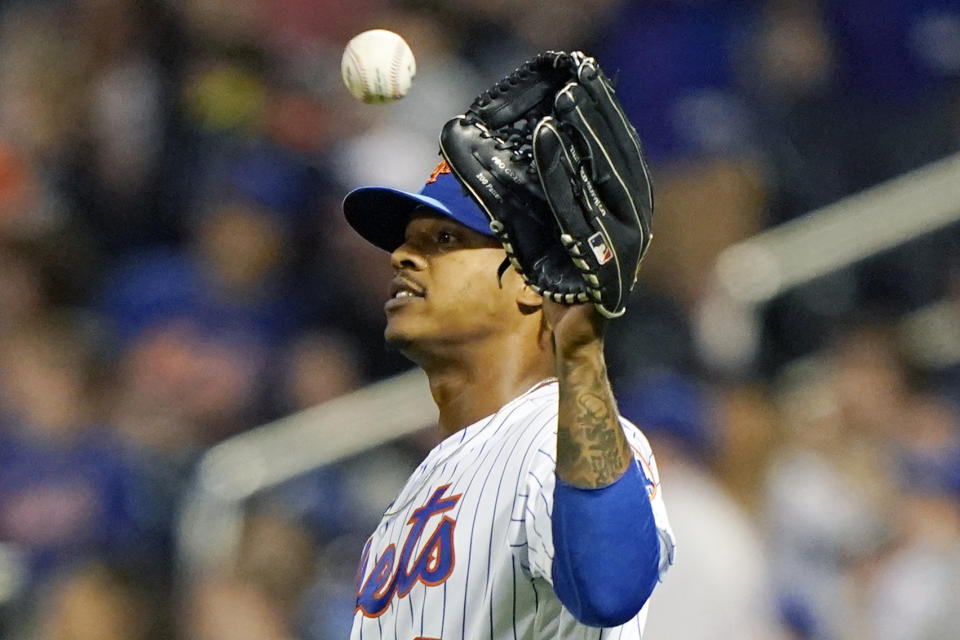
[342,160,493,251]
[228,146,314,220]
[898,437,960,498]
[617,369,716,459]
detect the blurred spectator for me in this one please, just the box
[637,157,768,308]
[75,0,168,230]
[713,383,781,511]
[97,185,310,441]
[297,532,367,639]
[236,509,320,618]
[0,243,47,338]
[606,289,697,380]
[182,574,294,640]
[618,369,784,639]
[24,561,163,640]
[0,142,48,240]
[105,314,266,445]
[598,0,762,163]
[178,504,324,638]
[0,3,86,161]
[0,316,169,584]
[830,323,912,439]
[744,0,849,240]
[763,326,910,639]
[840,392,960,640]
[275,328,364,412]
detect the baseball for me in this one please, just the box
[341,29,416,104]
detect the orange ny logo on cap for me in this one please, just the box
[425,159,452,184]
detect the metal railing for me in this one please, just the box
[695,152,960,372]
[177,367,434,574]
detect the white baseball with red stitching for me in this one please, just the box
[341,29,416,104]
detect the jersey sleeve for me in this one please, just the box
[509,417,676,584]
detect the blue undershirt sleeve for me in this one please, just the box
[551,462,660,627]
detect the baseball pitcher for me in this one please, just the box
[342,51,675,639]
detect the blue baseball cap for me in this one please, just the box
[617,369,715,459]
[342,160,494,252]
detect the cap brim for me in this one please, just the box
[342,172,494,252]
[342,187,441,252]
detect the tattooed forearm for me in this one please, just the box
[556,344,632,488]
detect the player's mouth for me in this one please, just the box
[385,275,426,310]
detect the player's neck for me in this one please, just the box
[422,338,555,437]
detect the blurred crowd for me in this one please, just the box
[0,0,958,638]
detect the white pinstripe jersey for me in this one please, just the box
[351,379,675,640]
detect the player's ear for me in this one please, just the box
[497,256,541,310]
[516,283,542,308]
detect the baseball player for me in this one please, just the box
[342,51,674,639]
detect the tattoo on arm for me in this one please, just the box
[556,348,632,488]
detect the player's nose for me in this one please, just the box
[390,241,428,271]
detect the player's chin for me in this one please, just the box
[384,326,404,348]
[384,318,416,351]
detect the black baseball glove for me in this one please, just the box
[438,51,654,318]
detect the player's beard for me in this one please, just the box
[384,317,428,364]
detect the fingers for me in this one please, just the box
[575,60,648,176]
[580,67,655,222]
[554,82,632,182]
[553,83,646,230]
[533,117,614,308]
[532,116,593,237]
